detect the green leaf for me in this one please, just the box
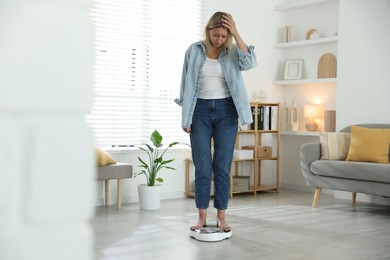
[151,130,163,148]
[154,157,163,164]
[161,158,175,165]
[137,156,148,168]
[156,177,164,183]
[168,142,179,148]
[144,143,154,153]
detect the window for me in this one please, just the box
[88,0,203,147]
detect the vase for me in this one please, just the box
[290,102,299,131]
[137,184,162,210]
[281,102,289,131]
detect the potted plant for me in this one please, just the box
[134,130,179,210]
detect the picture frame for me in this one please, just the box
[284,59,303,80]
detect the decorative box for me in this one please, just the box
[241,145,272,158]
[233,176,250,192]
[257,146,272,158]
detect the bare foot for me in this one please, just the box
[217,219,231,232]
[190,219,207,231]
[191,208,207,231]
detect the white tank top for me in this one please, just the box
[198,57,230,99]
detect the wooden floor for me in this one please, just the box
[93,189,390,260]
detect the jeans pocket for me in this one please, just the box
[196,98,207,105]
[223,97,234,105]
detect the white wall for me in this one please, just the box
[337,0,390,129]
[335,0,390,204]
[0,1,94,259]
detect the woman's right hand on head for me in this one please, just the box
[183,127,191,134]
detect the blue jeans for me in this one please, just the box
[190,98,238,210]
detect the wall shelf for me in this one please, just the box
[273,78,336,86]
[274,36,338,49]
[281,131,320,137]
[274,0,339,12]
[273,0,339,88]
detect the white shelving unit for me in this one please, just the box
[274,0,339,132]
[274,0,339,84]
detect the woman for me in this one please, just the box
[175,12,257,232]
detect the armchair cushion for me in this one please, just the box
[320,132,350,160]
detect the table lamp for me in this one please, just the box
[304,104,319,132]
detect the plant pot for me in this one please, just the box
[137,184,162,210]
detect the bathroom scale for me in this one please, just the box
[189,225,232,242]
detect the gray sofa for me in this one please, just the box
[300,124,390,208]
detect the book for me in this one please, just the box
[268,106,272,130]
[263,106,269,130]
[283,25,292,43]
[250,107,255,130]
[270,106,278,130]
[259,106,264,130]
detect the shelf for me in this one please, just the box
[187,158,256,163]
[188,156,278,162]
[184,191,195,198]
[232,158,255,162]
[281,131,320,136]
[252,185,278,192]
[239,129,279,134]
[274,36,338,48]
[273,78,336,86]
[274,0,338,12]
[235,185,278,193]
[250,102,279,106]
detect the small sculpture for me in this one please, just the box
[252,90,267,102]
[257,90,267,102]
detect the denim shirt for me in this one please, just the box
[174,41,257,128]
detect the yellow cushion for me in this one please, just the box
[346,126,390,164]
[94,145,117,166]
[320,132,351,160]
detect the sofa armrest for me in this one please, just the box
[300,142,321,184]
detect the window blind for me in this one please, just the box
[88,0,203,147]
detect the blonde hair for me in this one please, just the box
[204,12,233,55]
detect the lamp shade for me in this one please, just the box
[304,105,319,118]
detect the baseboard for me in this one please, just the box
[161,191,187,200]
[94,191,187,207]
